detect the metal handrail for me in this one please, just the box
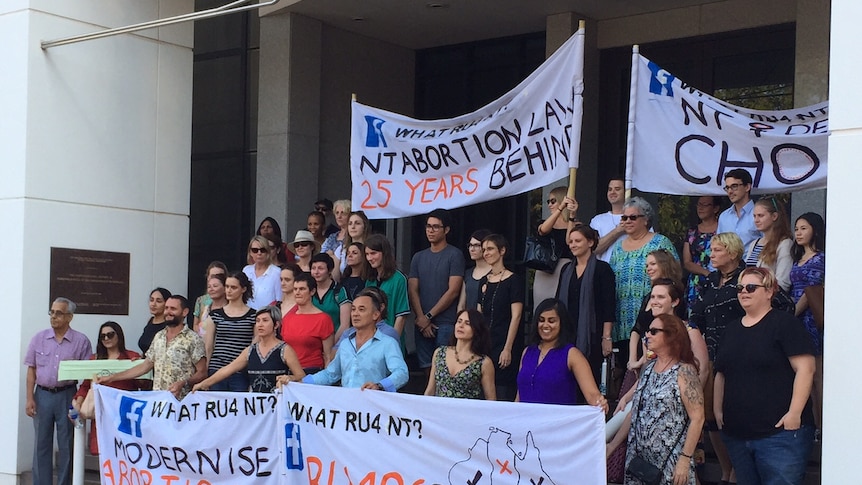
[41,0,280,49]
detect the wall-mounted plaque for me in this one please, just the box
[50,247,130,315]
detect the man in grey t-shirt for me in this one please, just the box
[408,209,465,375]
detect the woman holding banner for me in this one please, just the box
[532,186,577,311]
[73,322,144,454]
[515,298,607,411]
[194,306,306,393]
[424,308,496,400]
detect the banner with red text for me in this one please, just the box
[630,53,828,195]
[351,29,584,219]
[95,386,281,485]
[278,383,606,485]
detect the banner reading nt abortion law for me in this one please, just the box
[351,29,584,219]
[630,53,828,195]
[94,384,607,485]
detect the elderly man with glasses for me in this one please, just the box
[24,297,92,485]
[717,168,762,248]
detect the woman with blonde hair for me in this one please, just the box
[532,186,578,310]
[323,199,351,273]
[243,235,281,310]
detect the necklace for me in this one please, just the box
[483,279,501,327]
[454,347,475,364]
[654,358,677,373]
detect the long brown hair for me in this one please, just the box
[652,313,698,371]
[754,197,791,267]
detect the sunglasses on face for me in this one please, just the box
[100,331,117,340]
[295,242,313,248]
[250,247,268,253]
[620,214,645,221]
[735,283,765,293]
[546,198,557,205]
[646,328,665,336]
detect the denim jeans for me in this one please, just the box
[208,370,249,392]
[415,323,455,368]
[722,425,814,485]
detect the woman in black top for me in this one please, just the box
[555,224,615,386]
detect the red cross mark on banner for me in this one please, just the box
[496,459,513,475]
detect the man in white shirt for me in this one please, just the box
[590,177,626,262]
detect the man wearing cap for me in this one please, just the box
[24,297,92,485]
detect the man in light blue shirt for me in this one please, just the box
[717,168,761,248]
[304,293,408,391]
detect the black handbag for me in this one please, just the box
[627,455,662,485]
[523,235,559,272]
[626,364,688,485]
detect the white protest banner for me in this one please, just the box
[95,386,281,485]
[351,28,584,219]
[278,383,606,485]
[630,53,828,195]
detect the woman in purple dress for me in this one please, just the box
[790,212,825,432]
[515,298,608,411]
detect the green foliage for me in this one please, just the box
[656,194,690,253]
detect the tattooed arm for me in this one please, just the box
[674,363,705,485]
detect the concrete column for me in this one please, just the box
[823,1,861,480]
[0,2,193,483]
[544,13,600,219]
[791,0,830,221]
[257,13,322,236]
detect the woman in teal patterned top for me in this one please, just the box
[609,197,678,365]
[424,309,496,400]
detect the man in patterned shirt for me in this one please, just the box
[98,295,206,399]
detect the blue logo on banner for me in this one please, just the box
[118,396,146,438]
[285,423,304,470]
[364,115,388,148]
[647,61,675,97]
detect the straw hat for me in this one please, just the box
[289,230,321,252]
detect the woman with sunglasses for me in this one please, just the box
[291,229,320,273]
[243,235,282,310]
[194,306,306,393]
[72,322,144,454]
[609,197,678,365]
[744,198,793,291]
[625,313,704,485]
[532,186,578,311]
[714,267,815,485]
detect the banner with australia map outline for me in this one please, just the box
[278,383,606,485]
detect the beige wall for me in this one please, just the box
[256,13,414,234]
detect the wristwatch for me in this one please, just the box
[424,311,433,320]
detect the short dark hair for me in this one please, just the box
[311,252,335,272]
[293,272,317,291]
[167,294,190,311]
[315,198,333,210]
[724,168,752,185]
[608,175,625,185]
[427,209,451,228]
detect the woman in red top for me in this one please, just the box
[281,273,335,373]
[71,322,145,454]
